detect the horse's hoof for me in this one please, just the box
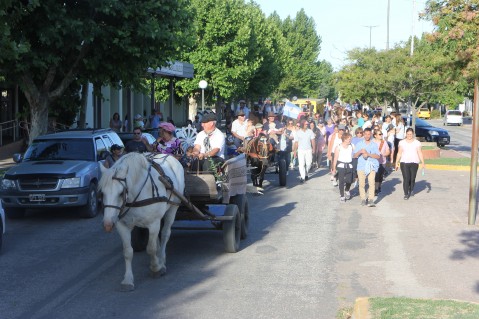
[150,267,167,278]
[119,284,135,292]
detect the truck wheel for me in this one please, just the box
[79,183,98,218]
[5,207,25,219]
[278,159,287,186]
[131,227,149,252]
[230,195,249,240]
[222,204,241,253]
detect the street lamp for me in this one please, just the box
[147,67,160,111]
[199,80,208,112]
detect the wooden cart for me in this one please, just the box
[131,154,249,253]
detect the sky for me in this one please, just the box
[254,0,435,70]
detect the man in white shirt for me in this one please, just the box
[231,111,248,147]
[293,120,316,183]
[193,113,225,171]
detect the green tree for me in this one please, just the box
[277,9,322,99]
[176,0,262,103]
[336,37,462,125]
[244,7,289,100]
[423,0,477,110]
[0,0,192,142]
[424,0,479,79]
[317,60,336,101]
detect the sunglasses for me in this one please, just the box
[134,132,142,135]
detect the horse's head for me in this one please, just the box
[243,136,268,162]
[99,153,149,232]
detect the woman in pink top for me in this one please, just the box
[395,128,425,200]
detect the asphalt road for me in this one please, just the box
[0,117,473,319]
[426,118,473,156]
[0,168,348,319]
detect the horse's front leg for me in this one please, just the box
[116,222,135,292]
[157,207,178,275]
[258,162,266,188]
[146,221,162,277]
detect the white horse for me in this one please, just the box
[99,152,185,291]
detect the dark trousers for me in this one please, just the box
[337,166,352,197]
[400,162,419,195]
[375,164,386,184]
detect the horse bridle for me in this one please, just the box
[102,161,177,220]
[244,137,269,160]
[102,174,135,220]
[102,162,152,220]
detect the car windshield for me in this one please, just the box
[448,111,461,116]
[23,139,95,161]
[415,118,433,127]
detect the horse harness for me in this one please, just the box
[103,156,179,220]
[244,136,270,160]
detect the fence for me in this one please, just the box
[0,119,21,147]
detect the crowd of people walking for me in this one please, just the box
[224,99,426,206]
[107,99,426,205]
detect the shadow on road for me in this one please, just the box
[450,230,479,261]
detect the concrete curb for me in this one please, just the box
[426,164,471,171]
[352,297,370,319]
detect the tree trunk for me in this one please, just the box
[79,82,89,128]
[29,95,49,144]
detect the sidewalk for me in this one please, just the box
[336,167,479,318]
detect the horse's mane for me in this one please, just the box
[98,153,149,192]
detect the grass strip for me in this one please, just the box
[369,297,479,319]
[425,157,473,166]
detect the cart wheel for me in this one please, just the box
[278,159,287,186]
[230,194,249,240]
[223,204,241,253]
[131,227,149,252]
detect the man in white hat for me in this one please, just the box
[192,113,225,171]
[231,110,248,147]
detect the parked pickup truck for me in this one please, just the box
[0,129,123,219]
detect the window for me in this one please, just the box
[24,139,95,161]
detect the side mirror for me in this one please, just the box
[13,153,23,163]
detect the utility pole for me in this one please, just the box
[363,25,378,49]
[387,0,390,50]
[407,0,416,128]
[410,0,416,56]
[468,79,479,225]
